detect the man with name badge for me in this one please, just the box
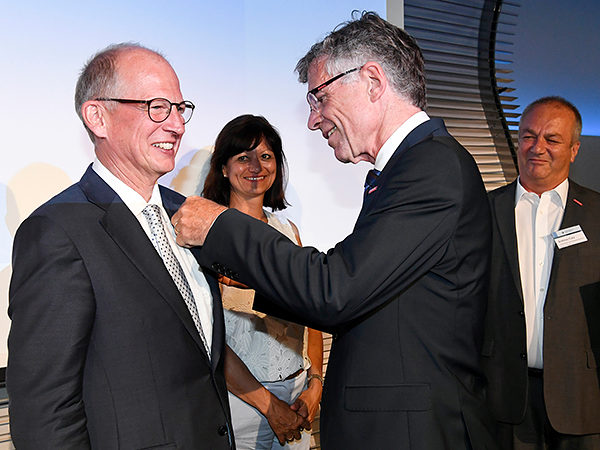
[482,96,600,449]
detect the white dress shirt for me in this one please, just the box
[515,177,568,368]
[374,110,430,171]
[92,159,213,349]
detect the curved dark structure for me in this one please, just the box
[403,0,521,189]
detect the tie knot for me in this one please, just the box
[364,169,381,191]
[142,204,163,223]
[142,204,167,240]
[143,203,161,216]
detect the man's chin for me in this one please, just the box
[333,154,352,164]
[332,146,351,164]
[334,151,370,165]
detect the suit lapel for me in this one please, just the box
[555,181,586,233]
[492,182,523,303]
[162,187,224,370]
[545,181,586,311]
[79,167,211,362]
[359,118,451,215]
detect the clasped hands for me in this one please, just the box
[266,390,317,445]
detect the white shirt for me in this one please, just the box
[92,159,214,349]
[374,110,430,171]
[515,177,568,368]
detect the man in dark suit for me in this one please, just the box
[7,44,234,449]
[173,12,496,449]
[482,96,600,449]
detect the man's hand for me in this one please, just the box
[171,196,227,247]
[265,394,310,445]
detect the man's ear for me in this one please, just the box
[81,100,109,139]
[362,61,387,103]
[570,140,581,163]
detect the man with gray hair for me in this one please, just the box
[173,12,496,449]
[7,43,234,449]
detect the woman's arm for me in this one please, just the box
[291,328,324,426]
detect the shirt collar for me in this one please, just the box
[374,110,430,171]
[92,158,163,217]
[515,176,569,209]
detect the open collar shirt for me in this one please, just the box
[515,177,568,368]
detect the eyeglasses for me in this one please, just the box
[95,97,195,124]
[306,66,362,113]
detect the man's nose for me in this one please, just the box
[307,108,322,131]
[531,138,545,153]
[163,106,185,134]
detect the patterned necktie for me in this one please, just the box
[364,169,381,196]
[142,204,211,357]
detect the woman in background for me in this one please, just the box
[203,114,323,449]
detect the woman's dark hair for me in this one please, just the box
[203,114,288,210]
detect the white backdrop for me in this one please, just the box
[0,1,387,366]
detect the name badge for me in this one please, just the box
[552,225,588,249]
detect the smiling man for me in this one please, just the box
[7,44,233,449]
[483,97,600,449]
[173,12,495,449]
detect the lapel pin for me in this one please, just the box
[573,198,583,206]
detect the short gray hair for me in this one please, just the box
[295,11,426,109]
[74,43,164,142]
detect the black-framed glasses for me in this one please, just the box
[306,66,362,112]
[95,97,195,124]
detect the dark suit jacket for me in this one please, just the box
[482,179,600,435]
[7,166,233,449]
[198,119,497,449]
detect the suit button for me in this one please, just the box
[519,310,525,317]
[217,424,228,436]
[520,353,527,360]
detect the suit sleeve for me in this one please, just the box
[8,214,93,449]
[198,142,464,330]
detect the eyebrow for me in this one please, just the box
[543,133,564,141]
[519,128,536,136]
[520,129,563,139]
